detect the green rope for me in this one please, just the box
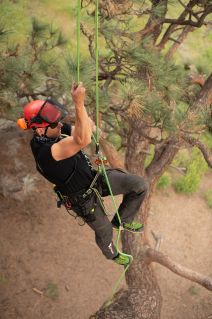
[99,158,133,304]
[76,0,133,303]
[95,0,100,148]
[77,0,81,83]
[100,158,133,252]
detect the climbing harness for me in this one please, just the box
[75,0,133,303]
[54,169,107,226]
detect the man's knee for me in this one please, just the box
[133,176,149,194]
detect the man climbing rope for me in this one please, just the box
[17,82,148,266]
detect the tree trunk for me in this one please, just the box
[92,126,165,318]
[125,120,151,176]
[193,73,212,108]
[92,119,182,318]
[92,189,163,319]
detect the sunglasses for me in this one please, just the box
[49,122,59,129]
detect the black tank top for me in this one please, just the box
[30,123,94,194]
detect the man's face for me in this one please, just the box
[46,122,63,138]
[36,122,63,138]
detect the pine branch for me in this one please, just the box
[190,73,206,87]
[146,247,212,291]
[140,130,162,144]
[157,0,198,50]
[80,23,95,60]
[163,12,212,27]
[165,25,194,59]
[182,135,212,168]
[193,73,212,108]
[162,4,212,27]
[177,0,200,21]
[145,138,180,179]
[137,0,168,43]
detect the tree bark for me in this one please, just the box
[193,73,212,108]
[182,135,212,168]
[99,136,125,169]
[125,119,151,176]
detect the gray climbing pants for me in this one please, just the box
[86,169,148,259]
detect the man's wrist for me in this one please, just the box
[74,102,85,109]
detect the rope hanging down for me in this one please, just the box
[76,0,133,302]
[95,0,100,150]
[77,0,81,83]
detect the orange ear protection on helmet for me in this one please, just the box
[17,98,68,131]
[17,118,28,130]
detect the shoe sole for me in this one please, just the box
[113,226,144,234]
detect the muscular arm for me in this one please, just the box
[71,117,95,137]
[51,82,92,161]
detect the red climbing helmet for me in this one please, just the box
[17,98,68,130]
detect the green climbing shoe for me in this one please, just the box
[113,253,130,266]
[122,221,144,233]
[112,221,144,233]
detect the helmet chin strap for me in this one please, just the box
[33,126,49,137]
[44,126,49,137]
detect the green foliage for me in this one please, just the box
[197,105,212,131]
[0,24,12,45]
[173,148,208,194]
[172,149,191,168]
[0,8,70,117]
[203,189,212,209]
[103,43,189,135]
[153,3,167,18]
[145,145,155,168]
[188,286,199,295]
[31,17,67,49]
[157,172,172,190]
[107,132,122,149]
[174,101,189,123]
[45,282,59,300]
[0,1,31,46]
[59,55,95,91]
[0,274,8,284]
[180,29,212,77]
[200,132,212,150]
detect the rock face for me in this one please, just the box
[0,119,40,200]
